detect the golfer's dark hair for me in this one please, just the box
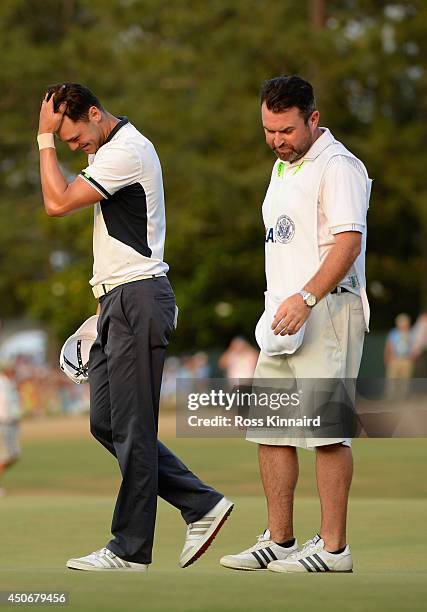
[46,82,104,122]
[260,76,316,122]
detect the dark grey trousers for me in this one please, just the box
[88,277,222,564]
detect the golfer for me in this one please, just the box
[37,82,233,572]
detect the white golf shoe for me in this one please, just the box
[267,534,353,573]
[220,529,299,571]
[66,547,148,572]
[179,497,234,568]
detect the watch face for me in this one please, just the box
[306,294,316,307]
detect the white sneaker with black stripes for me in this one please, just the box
[66,547,148,572]
[267,534,353,573]
[220,529,299,571]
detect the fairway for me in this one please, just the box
[0,417,426,611]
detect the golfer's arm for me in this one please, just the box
[303,231,362,300]
[39,148,102,217]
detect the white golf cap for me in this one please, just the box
[255,293,306,357]
[73,314,99,338]
[59,315,99,384]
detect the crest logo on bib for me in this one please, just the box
[275,215,295,244]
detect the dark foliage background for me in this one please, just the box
[0,0,425,352]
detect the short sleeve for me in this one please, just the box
[330,223,365,235]
[320,155,368,232]
[79,143,141,199]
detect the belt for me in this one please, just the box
[330,287,350,294]
[92,273,166,299]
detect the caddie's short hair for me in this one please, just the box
[45,82,104,122]
[260,75,316,122]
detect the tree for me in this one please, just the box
[0,0,425,355]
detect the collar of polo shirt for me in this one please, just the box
[289,127,335,166]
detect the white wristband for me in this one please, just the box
[37,133,55,150]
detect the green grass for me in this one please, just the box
[6,436,427,499]
[0,434,426,611]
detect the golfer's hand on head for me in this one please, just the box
[38,91,67,134]
[271,293,311,336]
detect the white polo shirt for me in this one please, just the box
[79,117,169,288]
[262,128,372,329]
[318,154,368,292]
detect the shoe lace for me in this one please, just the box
[245,531,273,553]
[290,536,320,559]
[95,547,114,557]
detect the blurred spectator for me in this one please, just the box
[411,311,427,378]
[191,352,210,379]
[0,364,22,496]
[177,355,194,379]
[218,337,258,381]
[384,313,414,399]
[161,357,180,403]
[161,352,211,403]
[0,354,90,418]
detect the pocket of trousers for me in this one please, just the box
[118,286,135,333]
[324,294,344,353]
[154,295,176,342]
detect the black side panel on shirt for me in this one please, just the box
[101,183,152,258]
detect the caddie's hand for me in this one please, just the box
[38,92,67,134]
[271,293,311,336]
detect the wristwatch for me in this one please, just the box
[298,290,317,308]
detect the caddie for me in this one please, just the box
[221,75,371,574]
[37,82,233,572]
